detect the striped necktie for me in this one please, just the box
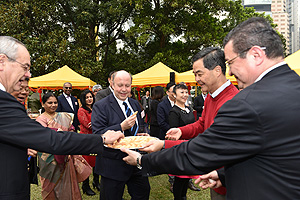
[123,102,138,135]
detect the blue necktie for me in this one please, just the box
[123,102,138,135]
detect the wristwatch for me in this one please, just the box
[136,155,142,170]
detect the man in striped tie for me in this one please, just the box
[92,70,150,200]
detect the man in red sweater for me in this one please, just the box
[138,47,239,200]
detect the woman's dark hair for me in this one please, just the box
[80,89,95,113]
[152,86,164,101]
[41,92,58,113]
[173,83,188,95]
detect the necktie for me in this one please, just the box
[123,102,138,135]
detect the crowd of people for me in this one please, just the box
[1,16,300,200]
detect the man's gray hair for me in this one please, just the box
[92,84,102,92]
[0,36,26,60]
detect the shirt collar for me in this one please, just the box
[167,96,175,107]
[0,83,6,91]
[210,79,231,98]
[113,92,129,108]
[63,92,71,98]
[255,61,286,83]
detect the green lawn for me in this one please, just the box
[30,174,210,200]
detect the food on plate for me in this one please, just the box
[106,136,157,149]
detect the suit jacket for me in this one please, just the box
[141,64,300,199]
[92,94,146,181]
[95,87,112,102]
[0,90,104,200]
[193,95,205,119]
[56,94,80,130]
[157,97,172,139]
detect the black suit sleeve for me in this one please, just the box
[217,168,226,187]
[141,99,264,175]
[0,96,104,156]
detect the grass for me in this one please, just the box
[30,174,210,200]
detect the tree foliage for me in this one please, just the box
[0,0,284,85]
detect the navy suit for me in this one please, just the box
[157,97,173,139]
[56,94,80,131]
[0,90,105,200]
[92,94,150,200]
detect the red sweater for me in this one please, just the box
[165,83,239,195]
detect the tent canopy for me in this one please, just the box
[29,65,96,89]
[132,62,179,87]
[176,69,238,86]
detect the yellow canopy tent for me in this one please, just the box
[29,65,97,90]
[176,68,237,86]
[132,62,179,87]
[285,49,300,74]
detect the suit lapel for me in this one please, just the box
[109,95,126,122]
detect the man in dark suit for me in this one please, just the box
[92,70,150,200]
[95,71,115,102]
[122,17,300,199]
[156,82,175,139]
[193,92,206,119]
[0,36,123,200]
[56,82,80,131]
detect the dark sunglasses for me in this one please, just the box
[64,87,72,89]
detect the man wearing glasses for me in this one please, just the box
[56,82,80,132]
[0,36,124,200]
[122,17,300,199]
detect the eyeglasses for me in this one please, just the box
[20,86,30,93]
[64,87,72,89]
[6,55,31,73]
[225,47,266,68]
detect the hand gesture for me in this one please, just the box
[102,130,124,144]
[141,140,164,153]
[195,170,222,190]
[121,148,141,166]
[121,114,137,131]
[165,128,182,140]
[27,148,37,157]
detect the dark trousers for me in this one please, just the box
[99,172,150,200]
[173,177,189,200]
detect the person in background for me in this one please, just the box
[36,92,81,199]
[141,90,152,123]
[92,70,150,200]
[11,77,38,185]
[149,86,164,138]
[95,71,115,102]
[78,89,99,196]
[92,85,102,96]
[168,83,199,200]
[0,36,123,200]
[193,91,207,119]
[56,82,80,132]
[11,77,30,105]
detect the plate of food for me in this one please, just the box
[105,136,158,149]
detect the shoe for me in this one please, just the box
[92,180,101,191]
[82,179,96,196]
[188,181,200,191]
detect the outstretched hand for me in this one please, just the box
[121,148,141,166]
[141,140,164,153]
[165,128,182,140]
[102,130,124,144]
[195,170,222,190]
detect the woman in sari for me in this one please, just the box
[36,92,82,200]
